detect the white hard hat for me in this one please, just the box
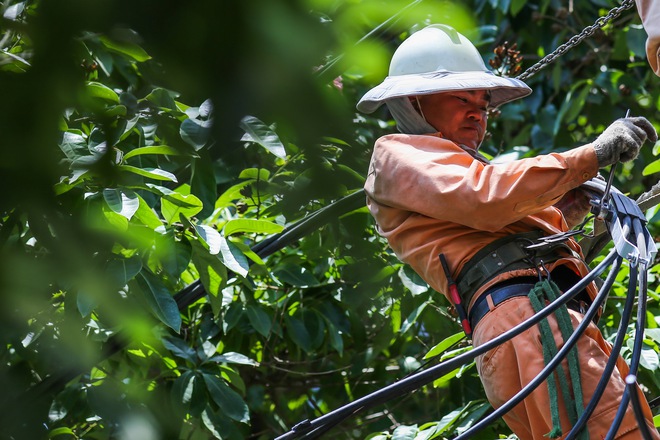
[357,24,532,113]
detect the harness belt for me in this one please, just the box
[469,279,588,331]
[455,231,574,310]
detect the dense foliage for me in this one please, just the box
[1,0,660,439]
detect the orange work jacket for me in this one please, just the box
[364,133,600,309]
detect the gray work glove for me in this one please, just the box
[592,116,658,167]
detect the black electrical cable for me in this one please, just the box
[627,374,655,440]
[276,250,617,440]
[604,263,640,440]
[564,256,630,440]
[605,217,651,439]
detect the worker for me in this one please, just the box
[357,24,659,439]
[636,0,660,76]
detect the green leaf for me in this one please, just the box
[137,271,182,332]
[191,152,217,219]
[85,81,120,103]
[424,332,467,360]
[303,310,326,351]
[285,315,312,353]
[163,336,197,363]
[106,255,142,287]
[640,343,659,371]
[173,372,207,417]
[77,290,96,318]
[643,159,660,176]
[238,168,270,180]
[99,34,151,62]
[123,145,188,160]
[246,305,272,337]
[400,301,428,334]
[59,131,87,160]
[554,80,590,134]
[145,88,178,111]
[273,263,320,287]
[219,239,249,278]
[201,374,249,423]
[510,0,526,16]
[156,231,192,278]
[399,266,429,296]
[210,352,259,366]
[201,408,244,439]
[224,218,284,236]
[180,117,212,150]
[160,193,203,224]
[101,204,128,231]
[392,425,417,440]
[133,194,163,229]
[118,165,178,182]
[48,427,76,438]
[103,188,139,220]
[239,115,286,159]
[326,321,344,356]
[172,370,195,407]
[191,240,227,299]
[194,224,222,255]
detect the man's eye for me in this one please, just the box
[455,97,468,103]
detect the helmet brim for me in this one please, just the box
[357,70,532,113]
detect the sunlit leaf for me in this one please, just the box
[123,145,188,160]
[643,159,660,176]
[391,425,417,440]
[239,115,286,159]
[103,188,139,220]
[210,352,259,366]
[118,165,177,182]
[224,219,284,237]
[218,239,249,278]
[424,332,467,359]
[194,224,222,255]
[161,193,203,224]
[99,34,151,62]
[85,81,120,103]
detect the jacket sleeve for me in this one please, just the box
[364,134,599,232]
[636,0,660,76]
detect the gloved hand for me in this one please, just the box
[592,116,658,167]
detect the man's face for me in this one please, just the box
[416,90,490,151]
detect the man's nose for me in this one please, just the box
[466,107,485,121]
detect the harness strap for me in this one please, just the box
[529,279,587,440]
[455,231,572,308]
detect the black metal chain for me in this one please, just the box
[517,0,636,82]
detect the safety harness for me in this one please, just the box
[455,230,574,311]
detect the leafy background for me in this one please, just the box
[1,0,660,439]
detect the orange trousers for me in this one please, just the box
[472,296,660,440]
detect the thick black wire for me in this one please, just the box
[563,256,630,440]
[454,252,621,439]
[276,250,618,440]
[627,374,655,440]
[603,265,641,440]
[605,217,652,439]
